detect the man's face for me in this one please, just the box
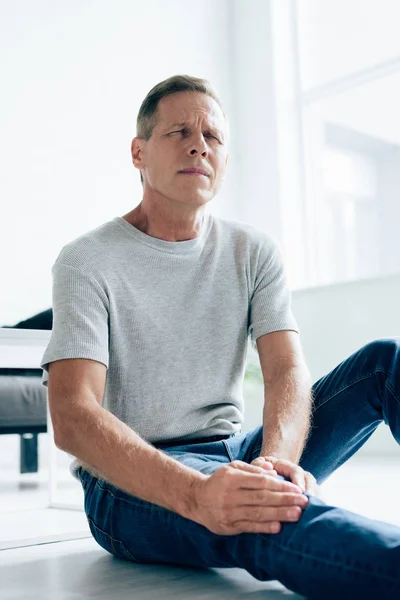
[132,91,229,207]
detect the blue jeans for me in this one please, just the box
[78,338,400,599]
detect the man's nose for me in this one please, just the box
[188,136,208,156]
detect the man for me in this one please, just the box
[41,75,400,599]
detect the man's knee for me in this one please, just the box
[360,337,400,364]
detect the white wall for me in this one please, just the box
[296,0,400,90]
[0,0,238,324]
[229,0,284,240]
[379,147,400,275]
[1,0,289,326]
[4,1,400,323]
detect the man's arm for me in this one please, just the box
[49,357,309,535]
[256,330,313,463]
[48,358,207,520]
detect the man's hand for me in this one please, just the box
[191,460,309,536]
[251,456,321,497]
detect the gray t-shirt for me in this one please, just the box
[41,213,299,448]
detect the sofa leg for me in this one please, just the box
[20,433,39,474]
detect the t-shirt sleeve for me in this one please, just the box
[248,237,299,349]
[40,262,109,387]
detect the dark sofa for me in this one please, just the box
[0,309,52,473]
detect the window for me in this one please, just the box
[271,0,400,288]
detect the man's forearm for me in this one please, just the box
[260,365,314,463]
[56,403,207,521]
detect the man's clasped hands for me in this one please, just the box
[192,455,321,536]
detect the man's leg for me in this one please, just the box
[77,338,400,599]
[237,337,400,482]
[301,336,400,480]
[78,456,400,599]
[77,442,233,566]
[78,440,400,599]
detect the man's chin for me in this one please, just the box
[174,191,213,205]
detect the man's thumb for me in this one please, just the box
[230,459,277,476]
[251,457,277,474]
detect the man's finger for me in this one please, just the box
[230,504,304,524]
[263,457,306,492]
[304,472,318,495]
[291,470,306,492]
[251,457,275,469]
[251,458,276,474]
[236,472,303,494]
[233,489,309,508]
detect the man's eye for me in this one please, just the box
[170,130,219,141]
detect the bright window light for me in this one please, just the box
[323,147,377,198]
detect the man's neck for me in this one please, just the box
[122,204,206,242]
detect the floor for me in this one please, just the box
[0,433,89,549]
[1,433,399,599]
[0,433,82,511]
[1,537,305,600]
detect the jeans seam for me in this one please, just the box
[87,515,141,562]
[251,446,262,461]
[268,538,399,585]
[222,438,234,462]
[315,370,385,410]
[385,379,400,408]
[95,480,165,512]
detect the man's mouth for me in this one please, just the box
[178,168,209,176]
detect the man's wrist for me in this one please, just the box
[260,447,300,464]
[180,471,208,523]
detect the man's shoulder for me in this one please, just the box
[213,215,278,252]
[54,218,121,273]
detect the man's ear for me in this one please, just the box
[131,137,145,169]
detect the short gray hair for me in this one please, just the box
[136,75,227,184]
